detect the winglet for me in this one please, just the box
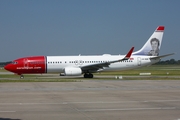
[124,47,134,60]
[110,47,134,63]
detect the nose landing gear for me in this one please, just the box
[20,75,24,79]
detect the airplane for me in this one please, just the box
[4,26,174,78]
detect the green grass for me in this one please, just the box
[0,65,180,82]
[0,68,7,72]
[97,65,180,76]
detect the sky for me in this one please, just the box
[0,0,180,61]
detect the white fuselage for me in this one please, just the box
[46,55,159,73]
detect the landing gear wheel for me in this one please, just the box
[89,73,93,78]
[84,73,93,78]
[20,75,24,79]
[84,73,88,78]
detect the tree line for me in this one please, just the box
[0,61,11,67]
[155,59,180,65]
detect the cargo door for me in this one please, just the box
[137,57,141,66]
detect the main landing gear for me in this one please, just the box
[84,73,93,78]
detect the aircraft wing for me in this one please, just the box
[150,53,175,60]
[81,47,134,72]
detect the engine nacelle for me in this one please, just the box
[63,67,82,76]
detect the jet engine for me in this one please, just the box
[63,67,82,76]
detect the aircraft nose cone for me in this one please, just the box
[4,64,9,70]
[4,64,12,72]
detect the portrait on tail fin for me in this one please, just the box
[132,26,164,56]
[148,38,160,56]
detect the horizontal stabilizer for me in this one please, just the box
[150,53,174,60]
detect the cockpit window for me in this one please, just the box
[12,61,18,64]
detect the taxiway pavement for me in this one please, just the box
[0,80,180,120]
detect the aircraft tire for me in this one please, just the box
[84,73,93,78]
[20,75,24,79]
[89,73,93,78]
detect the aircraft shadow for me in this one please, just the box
[0,118,21,120]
